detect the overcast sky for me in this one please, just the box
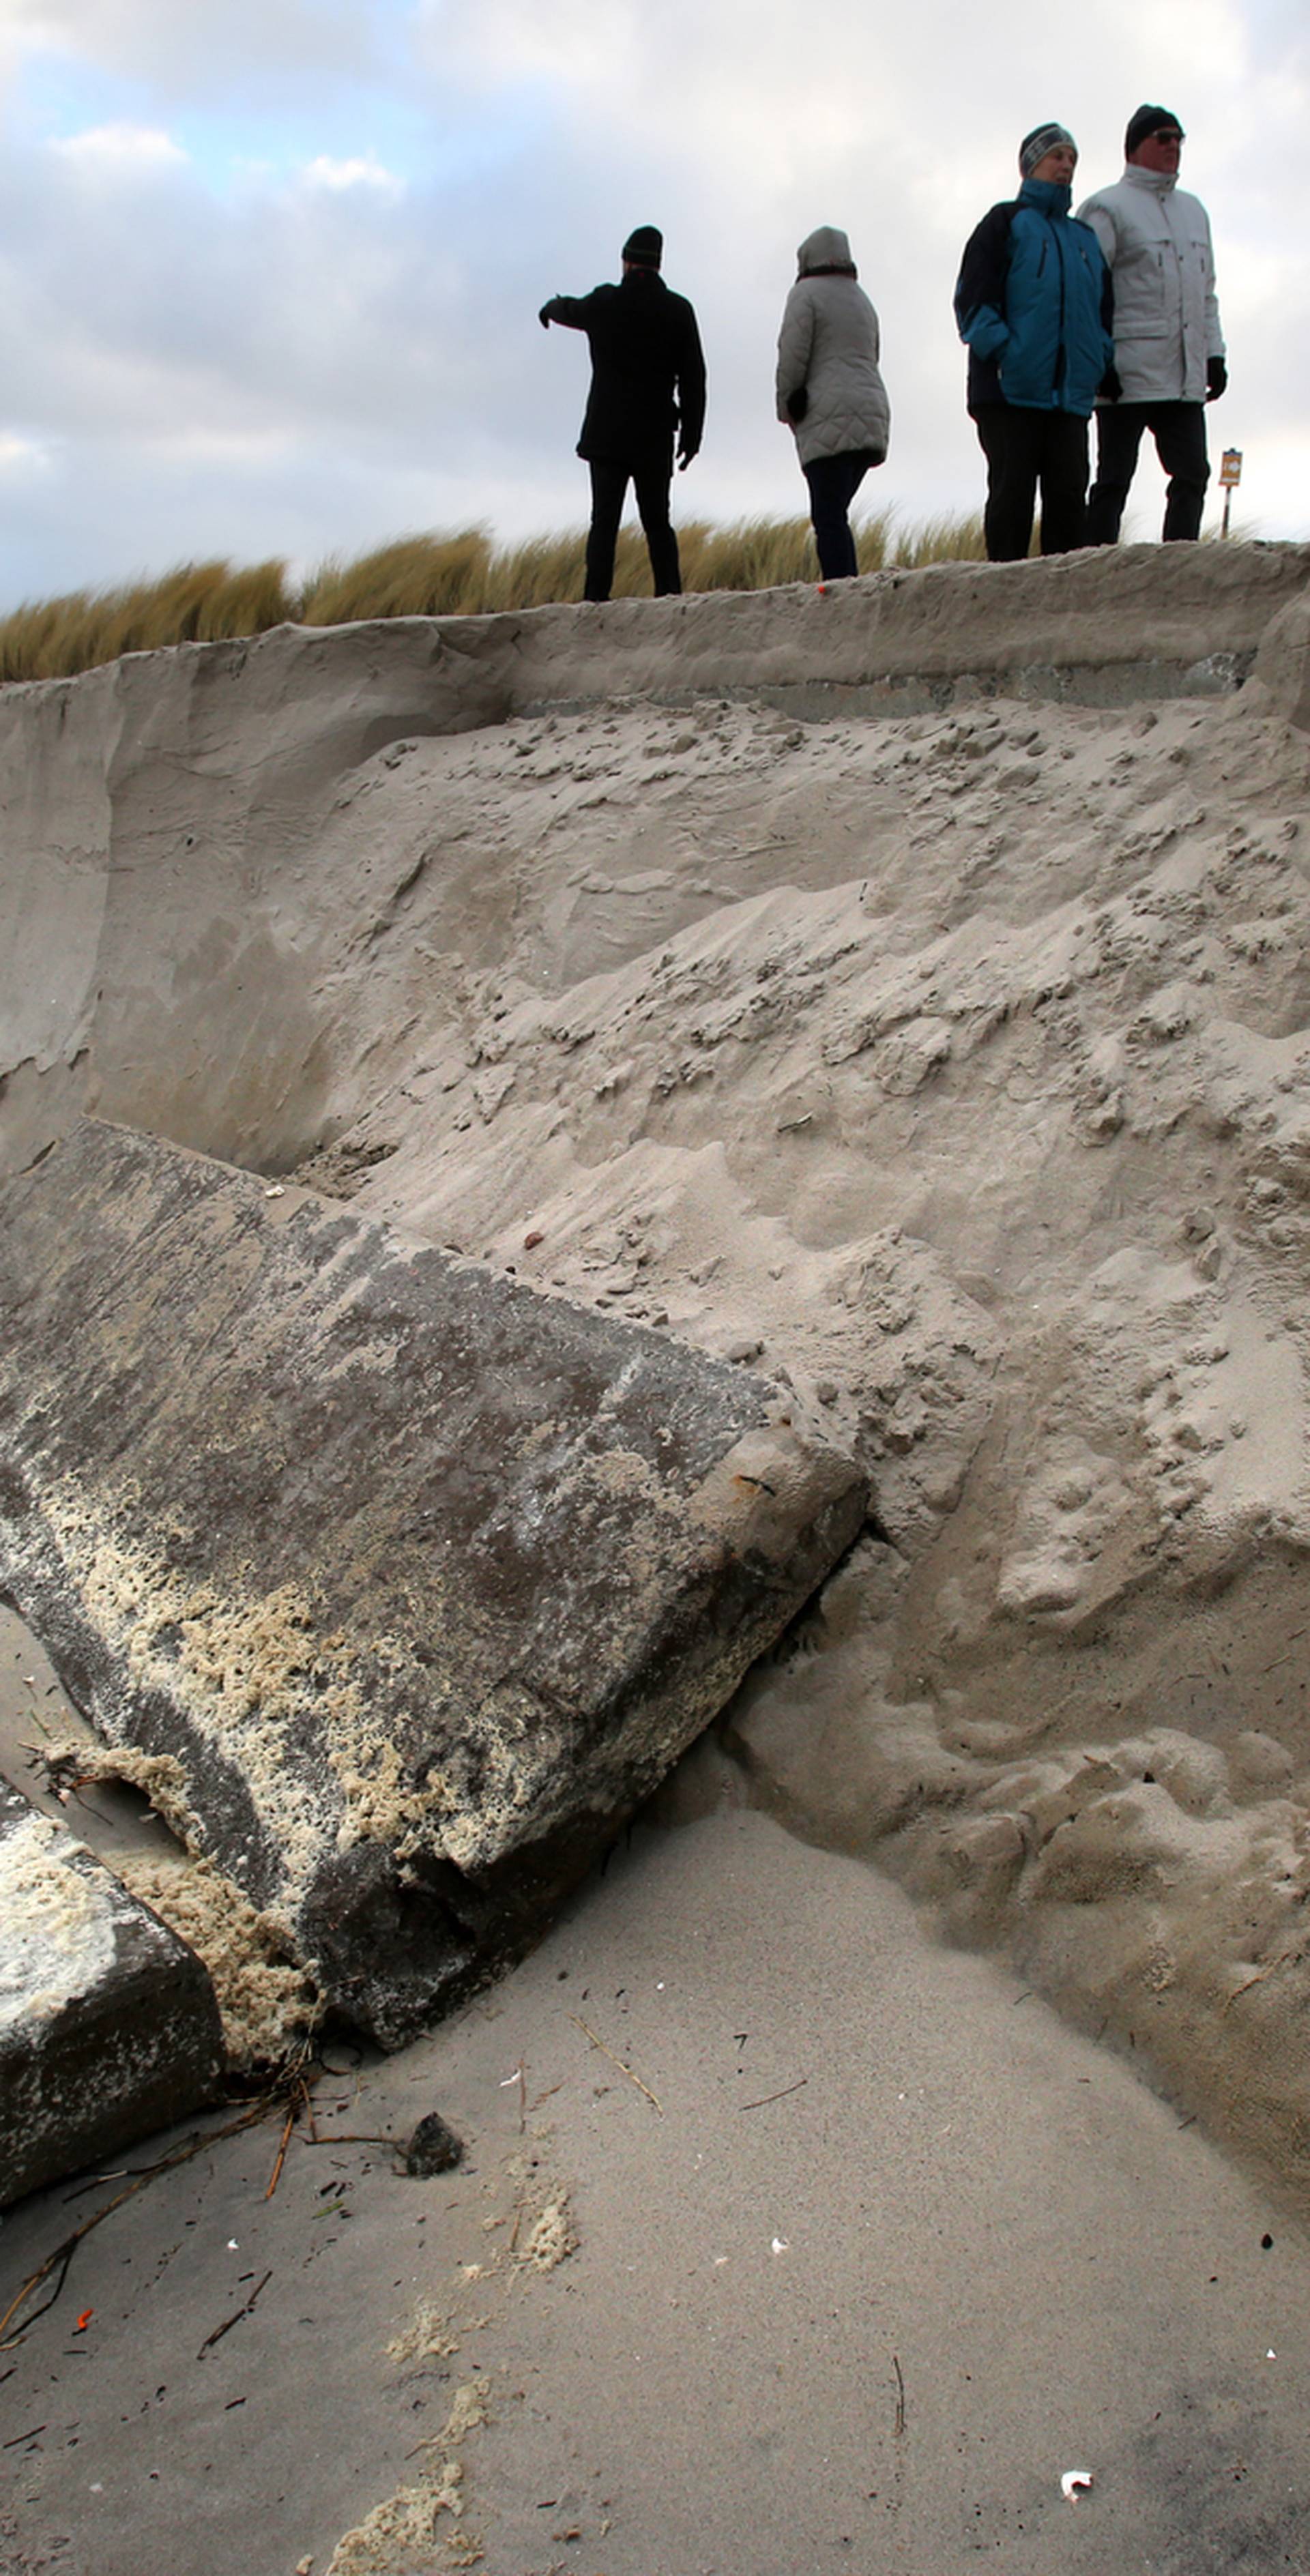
[0,0,1305,607]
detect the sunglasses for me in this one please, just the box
[1150,128,1183,143]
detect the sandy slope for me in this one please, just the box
[5,553,1310,2571]
[281,652,1310,2200]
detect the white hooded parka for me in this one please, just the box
[1075,166,1224,405]
[775,227,890,467]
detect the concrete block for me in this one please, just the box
[1249,585,1310,732]
[0,1783,224,2206]
[0,1122,867,2045]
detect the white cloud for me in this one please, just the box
[302,153,402,194]
[0,430,53,475]
[3,0,385,100]
[50,119,186,167]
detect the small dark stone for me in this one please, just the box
[404,2111,464,2176]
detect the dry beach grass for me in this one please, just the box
[0,507,989,682]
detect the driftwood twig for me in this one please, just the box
[198,2267,272,2358]
[265,2102,297,2199]
[740,2077,808,2113]
[569,2015,663,2116]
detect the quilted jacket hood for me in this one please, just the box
[797,226,856,278]
[776,246,890,468]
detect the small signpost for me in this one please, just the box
[1219,448,1242,538]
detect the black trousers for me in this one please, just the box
[973,405,1089,561]
[1086,400,1209,544]
[801,450,880,580]
[585,458,680,602]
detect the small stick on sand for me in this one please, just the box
[265,2102,297,2199]
[740,2077,808,2113]
[1222,1950,1301,2011]
[892,2353,907,2439]
[198,2267,272,2358]
[569,2014,663,2116]
[302,2131,397,2148]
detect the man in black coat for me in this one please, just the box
[540,226,706,603]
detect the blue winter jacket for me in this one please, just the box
[954,177,1114,418]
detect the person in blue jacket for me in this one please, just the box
[955,123,1116,561]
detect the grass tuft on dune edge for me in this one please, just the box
[0,508,993,684]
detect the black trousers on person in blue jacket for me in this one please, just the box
[972,405,1089,560]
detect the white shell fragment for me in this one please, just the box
[1060,2470,1094,2503]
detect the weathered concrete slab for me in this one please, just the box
[0,1121,867,2045]
[0,1781,224,2206]
[1250,583,1310,732]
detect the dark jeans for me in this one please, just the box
[585,458,680,602]
[1086,400,1209,544]
[973,405,1089,561]
[802,450,879,580]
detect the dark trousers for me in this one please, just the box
[1086,400,1209,544]
[585,458,680,602]
[974,405,1089,561]
[802,450,879,580]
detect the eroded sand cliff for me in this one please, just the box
[4,546,1310,2198]
[9,548,1310,2576]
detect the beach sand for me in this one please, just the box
[4,1770,1310,2574]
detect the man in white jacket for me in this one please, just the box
[1077,106,1226,543]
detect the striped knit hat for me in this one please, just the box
[1019,122,1075,177]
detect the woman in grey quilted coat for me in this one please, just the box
[776,225,890,579]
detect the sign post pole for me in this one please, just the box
[1218,448,1242,538]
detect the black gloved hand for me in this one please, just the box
[538,302,554,330]
[1206,355,1227,400]
[1098,362,1122,402]
[785,385,809,423]
[677,441,699,471]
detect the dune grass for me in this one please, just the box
[0,558,294,684]
[0,506,992,684]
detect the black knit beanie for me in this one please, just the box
[622,225,663,269]
[1125,104,1184,156]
